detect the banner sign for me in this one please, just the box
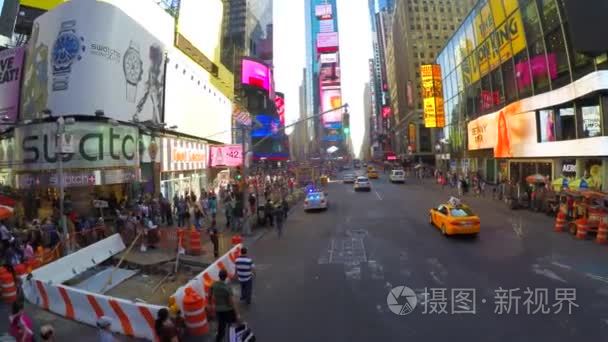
[316,32,339,53]
[319,53,338,64]
[16,168,137,189]
[21,0,167,123]
[315,4,332,19]
[0,47,24,123]
[209,144,242,167]
[319,19,334,33]
[14,122,138,171]
[161,137,207,172]
[420,64,445,128]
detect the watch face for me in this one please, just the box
[52,32,82,69]
[123,48,143,84]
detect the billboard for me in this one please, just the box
[0,47,24,123]
[319,53,338,64]
[177,0,223,64]
[20,0,166,123]
[164,50,232,144]
[274,92,285,128]
[19,0,65,10]
[252,114,281,138]
[315,4,332,19]
[320,86,342,124]
[241,58,271,93]
[209,144,242,167]
[316,32,339,53]
[319,19,334,33]
[14,121,138,171]
[319,63,340,86]
[467,101,608,158]
[420,64,445,128]
[0,0,19,39]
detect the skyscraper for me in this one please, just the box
[304,0,346,157]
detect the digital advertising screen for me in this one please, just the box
[320,87,343,123]
[252,114,281,138]
[274,92,285,128]
[242,58,271,93]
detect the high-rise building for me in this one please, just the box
[305,0,346,158]
[386,0,476,165]
[436,0,608,190]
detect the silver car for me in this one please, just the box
[343,173,356,183]
[354,176,371,191]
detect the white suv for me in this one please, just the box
[389,169,405,183]
[354,176,371,191]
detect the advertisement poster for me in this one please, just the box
[209,144,242,167]
[252,115,281,138]
[20,0,166,123]
[241,58,270,93]
[320,87,342,123]
[161,137,207,172]
[420,64,445,128]
[315,4,332,19]
[316,32,339,53]
[0,47,24,123]
[14,122,138,171]
[274,92,285,128]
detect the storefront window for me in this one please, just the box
[537,109,556,142]
[581,105,601,138]
[502,58,518,103]
[514,50,533,98]
[544,27,571,88]
[557,107,576,140]
[537,0,560,32]
[584,159,603,190]
[521,0,543,43]
[529,40,550,93]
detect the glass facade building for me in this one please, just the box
[436,0,608,190]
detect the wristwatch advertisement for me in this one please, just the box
[123,40,143,103]
[51,20,85,92]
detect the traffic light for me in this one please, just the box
[342,112,350,135]
[235,166,242,180]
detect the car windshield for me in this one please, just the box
[357,177,369,182]
[450,207,475,217]
[393,171,404,175]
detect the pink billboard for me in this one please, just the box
[0,47,24,123]
[241,58,271,93]
[515,53,557,89]
[320,86,342,123]
[317,32,339,53]
[209,144,243,167]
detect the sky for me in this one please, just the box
[274,0,373,157]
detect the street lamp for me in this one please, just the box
[54,111,75,254]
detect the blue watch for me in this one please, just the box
[51,20,85,91]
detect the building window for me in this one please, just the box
[562,23,596,81]
[537,109,556,142]
[491,67,505,109]
[521,0,543,43]
[426,24,430,29]
[544,27,571,88]
[411,25,415,30]
[502,57,518,103]
[480,74,493,113]
[433,24,438,30]
[529,40,550,94]
[537,0,561,32]
[514,49,533,98]
[557,107,576,140]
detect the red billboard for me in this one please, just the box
[275,92,285,128]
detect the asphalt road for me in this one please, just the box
[241,171,608,342]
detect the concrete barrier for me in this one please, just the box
[22,234,167,340]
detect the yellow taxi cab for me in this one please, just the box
[367,165,374,172]
[367,168,379,179]
[429,197,480,236]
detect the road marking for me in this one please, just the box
[551,261,572,270]
[585,273,608,284]
[374,190,383,200]
[532,264,567,283]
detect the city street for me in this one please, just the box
[242,171,608,341]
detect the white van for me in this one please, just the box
[389,169,405,183]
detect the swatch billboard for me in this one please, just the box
[241,57,271,94]
[20,0,166,123]
[0,47,24,123]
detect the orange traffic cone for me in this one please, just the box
[554,212,566,232]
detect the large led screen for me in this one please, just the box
[252,114,281,138]
[320,87,342,124]
[242,58,271,93]
[274,92,285,128]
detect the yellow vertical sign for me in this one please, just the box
[420,64,445,128]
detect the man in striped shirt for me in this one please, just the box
[235,247,255,305]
